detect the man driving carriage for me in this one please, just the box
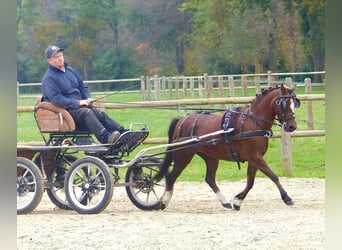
[41,45,127,144]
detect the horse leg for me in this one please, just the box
[160,152,195,210]
[257,157,294,206]
[200,155,232,209]
[232,162,258,210]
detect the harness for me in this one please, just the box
[174,109,273,170]
[221,108,272,169]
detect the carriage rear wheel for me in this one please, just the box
[17,157,44,214]
[125,156,166,210]
[65,156,114,214]
[45,155,79,210]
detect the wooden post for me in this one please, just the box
[198,77,203,98]
[154,74,160,101]
[218,76,224,108]
[305,78,314,130]
[254,76,260,94]
[168,78,173,100]
[204,73,209,98]
[182,76,187,97]
[281,127,293,177]
[190,77,195,99]
[208,76,213,98]
[285,76,292,86]
[140,76,145,101]
[241,75,248,97]
[228,76,234,97]
[218,76,224,98]
[267,70,274,87]
[146,75,151,101]
[175,78,179,99]
[161,76,166,100]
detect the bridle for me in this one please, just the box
[275,92,300,125]
[246,88,301,129]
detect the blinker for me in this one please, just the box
[294,98,300,108]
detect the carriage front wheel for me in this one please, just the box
[125,156,166,210]
[17,157,44,214]
[65,156,114,214]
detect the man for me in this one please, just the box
[42,45,125,144]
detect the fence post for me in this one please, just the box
[267,70,274,87]
[146,75,151,101]
[182,76,187,97]
[140,76,145,100]
[218,76,224,98]
[208,75,213,98]
[161,76,166,100]
[168,78,173,100]
[153,74,160,101]
[198,76,203,98]
[190,77,195,99]
[228,76,234,97]
[254,76,260,94]
[175,78,180,99]
[281,127,293,177]
[204,73,209,98]
[241,75,248,97]
[305,78,314,130]
[281,76,294,177]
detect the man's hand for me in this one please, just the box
[79,98,94,106]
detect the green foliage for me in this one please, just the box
[92,48,146,80]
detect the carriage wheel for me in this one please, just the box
[17,157,44,214]
[46,155,78,210]
[125,156,166,210]
[65,156,114,214]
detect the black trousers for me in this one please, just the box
[68,107,123,143]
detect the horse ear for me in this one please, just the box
[289,84,297,91]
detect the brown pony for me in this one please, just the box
[154,84,300,210]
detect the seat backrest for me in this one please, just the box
[34,97,76,132]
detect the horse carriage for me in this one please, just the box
[17,97,167,214]
[17,84,300,214]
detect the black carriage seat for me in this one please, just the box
[34,96,96,146]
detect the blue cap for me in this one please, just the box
[45,45,64,58]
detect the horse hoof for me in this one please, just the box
[160,203,167,210]
[233,204,240,211]
[285,200,294,206]
[223,203,232,209]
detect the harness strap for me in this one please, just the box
[176,112,210,141]
[224,129,273,170]
[189,112,208,137]
[176,113,191,141]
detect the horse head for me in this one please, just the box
[274,84,300,132]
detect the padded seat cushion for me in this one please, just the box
[34,100,76,132]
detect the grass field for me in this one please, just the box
[17,85,325,181]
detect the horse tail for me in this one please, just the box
[154,117,180,182]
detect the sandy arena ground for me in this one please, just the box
[17,178,325,250]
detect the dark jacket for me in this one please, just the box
[42,63,91,109]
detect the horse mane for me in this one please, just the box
[250,85,281,105]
